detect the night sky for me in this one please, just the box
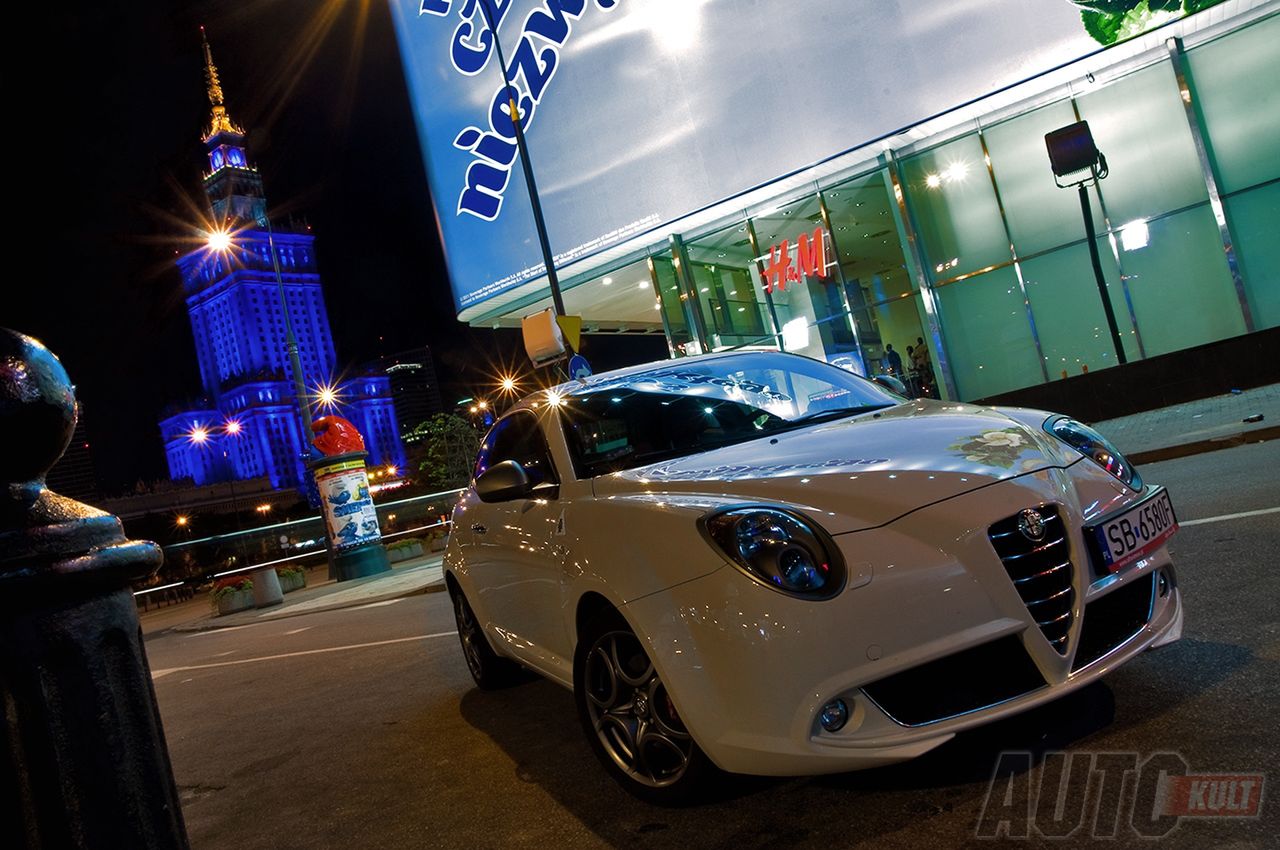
[9,1,663,492]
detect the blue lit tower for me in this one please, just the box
[159,31,405,490]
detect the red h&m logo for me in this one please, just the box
[761,227,828,293]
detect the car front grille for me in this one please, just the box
[1072,572,1156,671]
[861,635,1046,727]
[989,506,1075,654]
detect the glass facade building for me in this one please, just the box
[470,9,1278,402]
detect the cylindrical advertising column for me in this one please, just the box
[310,451,390,581]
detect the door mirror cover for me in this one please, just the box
[475,460,534,503]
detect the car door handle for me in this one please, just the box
[470,523,487,535]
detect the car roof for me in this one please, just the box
[513,350,794,410]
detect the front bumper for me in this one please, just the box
[622,465,1183,776]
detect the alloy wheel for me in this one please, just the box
[582,630,693,788]
[453,593,484,680]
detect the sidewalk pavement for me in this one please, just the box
[140,384,1278,634]
[1091,383,1280,464]
[141,554,446,635]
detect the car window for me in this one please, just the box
[557,352,900,478]
[473,411,559,487]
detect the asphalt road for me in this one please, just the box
[147,441,1280,849]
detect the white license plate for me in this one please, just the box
[1089,488,1178,573]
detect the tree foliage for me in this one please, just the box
[408,414,481,491]
[1070,0,1226,45]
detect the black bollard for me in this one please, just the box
[0,329,189,849]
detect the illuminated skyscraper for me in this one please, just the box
[159,31,404,489]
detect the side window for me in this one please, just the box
[473,412,559,486]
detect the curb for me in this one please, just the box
[169,574,447,633]
[1128,424,1279,466]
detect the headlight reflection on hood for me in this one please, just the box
[701,507,845,599]
[1046,416,1143,491]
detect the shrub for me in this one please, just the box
[211,576,253,600]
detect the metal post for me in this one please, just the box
[477,0,567,319]
[255,218,299,599]
[1078,185,1128,365]
[1,328,190,850]
[264,217,313,436]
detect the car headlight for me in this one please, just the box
[701,507,844,599]
[1046,417,1143,491]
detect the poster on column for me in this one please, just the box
[317,460,382,551]
[388,0,1242,317]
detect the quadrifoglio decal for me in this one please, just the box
[418,0,622,221]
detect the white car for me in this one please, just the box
[444,351,1182,804]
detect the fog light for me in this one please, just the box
[1157,570,1169,598]
[819,699,849,732]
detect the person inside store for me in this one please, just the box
[883,343,903,377]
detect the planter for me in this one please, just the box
[278,571,307,594]
[429,535,447,552]
[387,541,425,563]
[215,587,255,616]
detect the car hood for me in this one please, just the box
[591,400,1074,534]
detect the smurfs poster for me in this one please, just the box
[315,459,382,552]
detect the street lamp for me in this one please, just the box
[186,417,249,563]
[1045,121,1127,366]
[205,224,316,454]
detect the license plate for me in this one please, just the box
[1088,488,1178,573]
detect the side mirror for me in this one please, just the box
[870,373,908,396]
[475,460,534,503]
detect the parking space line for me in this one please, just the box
[1181,506,1280,526]
[151,631,457,679]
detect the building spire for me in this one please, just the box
[201,26,243,140]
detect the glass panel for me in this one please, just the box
[685,221,771,349]
[1076,62,1209,224]
[935,267,1042,399]
[900,134,1012,278]
[1187,13,1280,193]
[650,252,693,352]
[983,100,1096,257]
[562,257,668,333]
[851,295,934,397]
[748,192,865,362]
[1122,205,1247,356]
[823,172,913,301]
[1021,241,1139,378]
[1227,182,1280,330]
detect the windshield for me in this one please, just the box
[557,352,902,478]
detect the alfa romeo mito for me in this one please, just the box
[443,351,1182,803]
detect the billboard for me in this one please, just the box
[389,0,1227,316]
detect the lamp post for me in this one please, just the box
[186,420,247,565]
[187,416,282,607]
[476,0,567,319]
[1046,121,1128,366]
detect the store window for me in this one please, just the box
[984,100,1092,258]
[1187,13,1280,329]
[684,222,770,349]
[1076,61,1243,353]
[650,252,694,353]
[1021,240,1140,374]
[935,268,1043,400]
[902,134,1012,280]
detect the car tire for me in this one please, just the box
[573,610,719,805]
[449,585,520,689]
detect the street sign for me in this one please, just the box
[568,354,592,381]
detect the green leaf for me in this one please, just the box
[1183,0,1227,13]
[1081,9,1127,44]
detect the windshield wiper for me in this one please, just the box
[783,404,893,427]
